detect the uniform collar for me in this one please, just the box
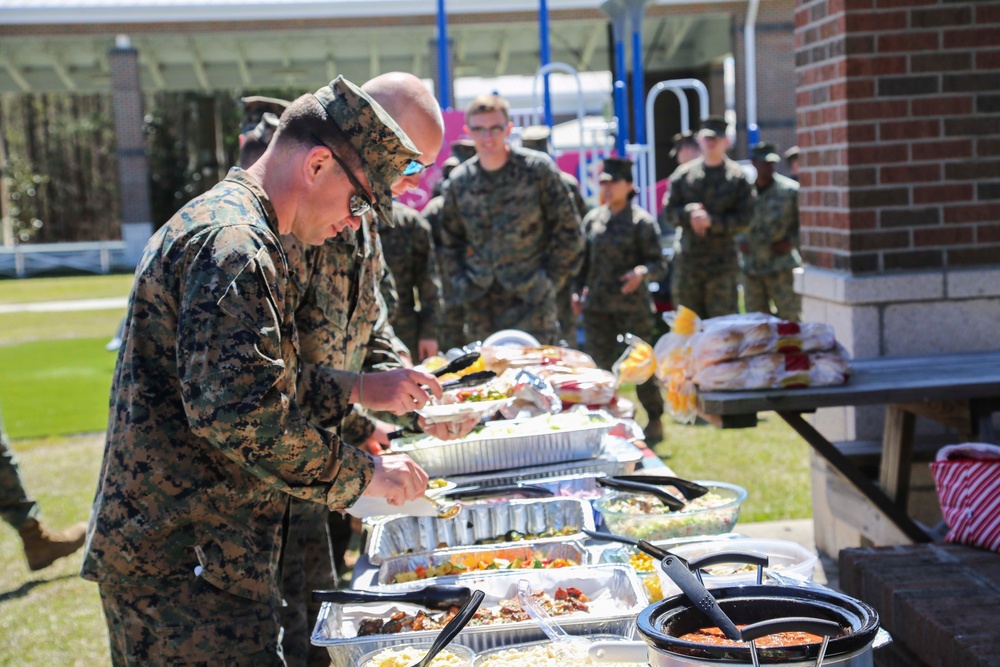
[224,168,280,236]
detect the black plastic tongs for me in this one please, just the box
[595,475,710,511]
[431,352,481,377]
[440,370,497,390]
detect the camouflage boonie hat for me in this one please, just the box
[698,115,728,138]
[312,75,422,226]
[240,95,289,134]
[751,142,781,163]
[450,139,477,163]
[520,125,551,152]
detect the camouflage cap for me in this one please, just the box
[751,142,781,163]
[698,115,728,138]
[668,130,698,159]
[441,155,461,179]
[784,145,801,161]
[599,156,634,182]
[520,125,551,152]
[312,75,422,226]
[450,139,477,163]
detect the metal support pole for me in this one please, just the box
[744,0,760,148]
[601,0,629,152]
[625,0,650,145]
[539,0,553,127]
[436,0,451,110]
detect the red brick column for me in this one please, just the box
[795,0,1000,273]
[108,37,153,265]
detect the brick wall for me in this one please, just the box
[795,0,1000,274]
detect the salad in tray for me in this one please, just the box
[593,482,747,541]
[393,411,613,451]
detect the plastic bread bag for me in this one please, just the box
[542,367,618,406]
[612,333,656,387]
[499,368,563,419]
[691,314,837,369]
[652,307,702,424]
[693,347,851,391]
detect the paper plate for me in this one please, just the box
[415,397,513,424]
[346,481,457,519]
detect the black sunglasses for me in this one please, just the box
[309,133,373,218]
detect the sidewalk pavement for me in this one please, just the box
[0,296,128,314]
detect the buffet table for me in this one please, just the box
[696,350,1000,545]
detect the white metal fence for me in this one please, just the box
[0,241,128,278]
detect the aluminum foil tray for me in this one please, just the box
[446,436,642,488]
[376,541,590,586]
[388,411,614,477]
[366,497,595,565]
[311,564,646,667]
[473,634,638,667]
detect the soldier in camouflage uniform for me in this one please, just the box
[520,125,591,345]
[574,159,667,442]
[423,146,472,350]
[82,76,437,666]
[1,403,88,571]
[441,94,584,344]
[380,201,445,362]
[739,142,801,321]
[664,116,755,319]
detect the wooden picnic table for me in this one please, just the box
[696,350,1000,544]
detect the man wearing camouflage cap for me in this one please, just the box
[521,125,591,343]
[739,142,801,320]
[664,116,755,319]
[82,76,440,665]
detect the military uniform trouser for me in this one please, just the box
[280,499,336,667]
[99,577,285,667]
[742,270,801,322]
[671,261,739,320]
[582,310,664,422]
[465,283,557,345]
[0,408,39,530]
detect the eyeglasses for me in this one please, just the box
[309,133,373,218]
[402,160,433,177]
[468,124,507,138]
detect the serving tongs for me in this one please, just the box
[442,483,555,501]
[609,475,710,501]
[596,477,686,511]
[431,352,481,377]
[312,584,472,611]
[409,589,486,667]
[440,370,497,390]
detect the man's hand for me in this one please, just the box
[619,266,647,295]
[353,369,443,415]
[361,453,428,506]
[418,414,481,441]
[689,207,712,237]
[417,338,439,362]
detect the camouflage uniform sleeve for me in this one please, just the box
[541,163,584,291]
[574,209,596,294]
[178,227,373,510]
[340,406,377,447]
[414,214,443,341]
[665,168,694,230]
[636,211,668,281]
[709,169,755,234]
[440,182,469,299]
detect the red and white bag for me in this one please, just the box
[930,443,1000,553]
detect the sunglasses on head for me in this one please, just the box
[309,133,373,218]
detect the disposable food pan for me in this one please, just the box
[388,412,614,477]
[366,497,595,565]
[445,437,642,488]
[376,541,590,586]
[473,634,637,667]
[311,564,646,667]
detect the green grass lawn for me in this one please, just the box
[0,273,134,304]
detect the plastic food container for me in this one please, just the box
[356,642,476,667]
[473,634,635,667]
[592,481,747,542]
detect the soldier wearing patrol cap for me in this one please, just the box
[574,157,667,442]
[519,124,591,343]
[239,94,289,135]
[784,145,801,182]
[664,115,755,319]
[238,111,281,169]
[82,75,438,666]
[739,142,801,321]
[450,138,477,163]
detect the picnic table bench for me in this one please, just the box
[696,350,1000,546]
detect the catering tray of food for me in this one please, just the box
[366,497,596,565]
[388,411,614,477]
[445,437,642,488]
[473,635,637,667]
[311,564,646,667]
[377,541,589,586]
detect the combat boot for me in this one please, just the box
[644,418,664,445]
[18,519,87,571]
